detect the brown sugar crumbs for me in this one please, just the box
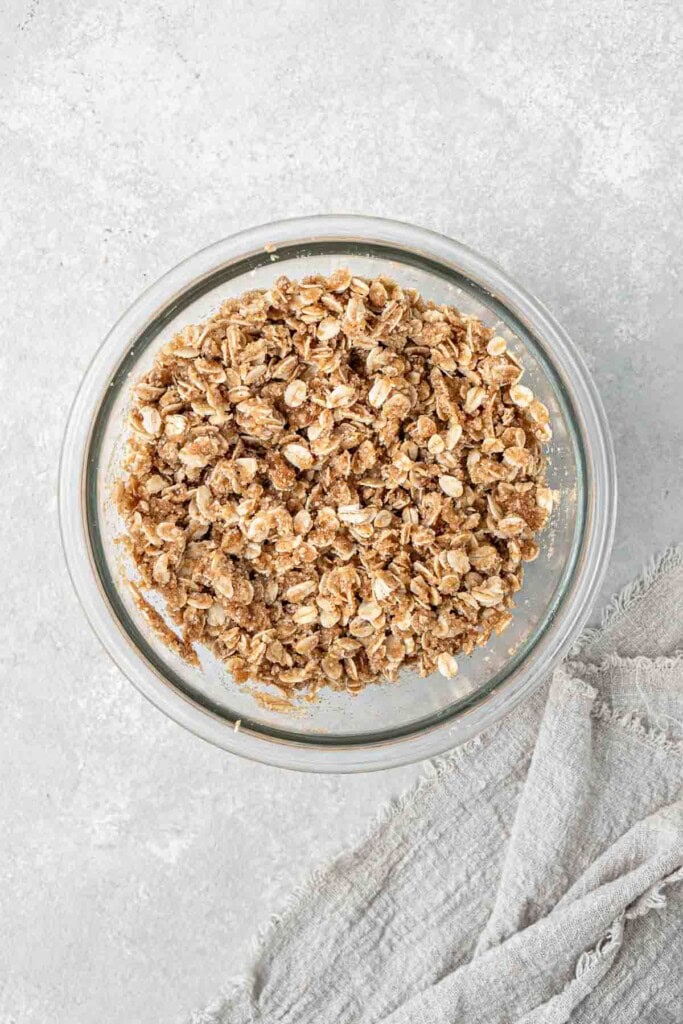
[115,269,555,698]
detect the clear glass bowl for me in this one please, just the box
[59,215,616,772]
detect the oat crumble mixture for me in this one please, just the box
[115,268,555,699]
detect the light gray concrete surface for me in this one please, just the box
[1,1,681,1021]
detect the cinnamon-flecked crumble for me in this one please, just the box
[115,270,554,697]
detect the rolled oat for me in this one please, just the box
[115,270,554,698]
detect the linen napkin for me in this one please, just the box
[192,547,683,1024]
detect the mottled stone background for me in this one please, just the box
[1,1,681,1021]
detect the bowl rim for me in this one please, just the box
[59,214,617,772]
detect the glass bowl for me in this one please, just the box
[59,215,616,772]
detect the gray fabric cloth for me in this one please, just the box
[193,548,683,1024]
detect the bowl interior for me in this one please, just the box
[87,241,584,747]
